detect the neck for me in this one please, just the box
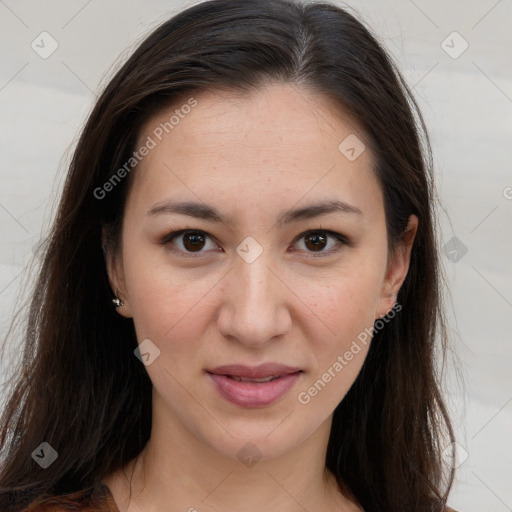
[104,392,359,512]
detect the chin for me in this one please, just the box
[196,416,315,464]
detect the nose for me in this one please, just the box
[216,252,292,348]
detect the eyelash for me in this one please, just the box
[159,227,350,258]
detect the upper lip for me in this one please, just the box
[207,363,301,379]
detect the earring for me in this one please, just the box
[112,297,124,307]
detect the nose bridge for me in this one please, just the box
[217,248,290,345]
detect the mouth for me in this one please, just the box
[206,363,302,408]
[224,374,282,383]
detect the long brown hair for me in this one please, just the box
[0,1,455,510]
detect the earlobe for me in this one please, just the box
[101,226,133,318]
[378,292,397,318]
[111,296,133,318]
[112,298,133,319]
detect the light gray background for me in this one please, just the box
[1,1,511,510]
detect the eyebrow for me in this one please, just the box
[146,199,363,225]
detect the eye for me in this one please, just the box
[291,229,348,257]
[161,229,219,256]
[161,228,349,258]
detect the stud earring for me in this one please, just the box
[112,297,124,307]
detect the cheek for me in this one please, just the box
[309,258,386,339]
[295,272,383,411]
[299,251,386,394]
[121,241,215,353]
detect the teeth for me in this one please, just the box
[229,375,280,383]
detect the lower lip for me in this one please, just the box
[207,371,301,408]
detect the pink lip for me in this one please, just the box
[207,363,302,408]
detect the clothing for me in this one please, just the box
[20,482,119,512]
[21,482,459,511]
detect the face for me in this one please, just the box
[105,83,417,462]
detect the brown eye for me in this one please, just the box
[181,232,207,252]
[293,230,347,257]
[303,232,328,252]
[163,230,218,256]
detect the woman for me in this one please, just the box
[0,0,458,510]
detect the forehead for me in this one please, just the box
[128,83,381,222]
[140,83,364,158]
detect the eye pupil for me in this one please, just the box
[305,232,327,251]
[183,232,205,251]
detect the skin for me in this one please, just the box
[103,82,418,512]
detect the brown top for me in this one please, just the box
[20,482,119,512]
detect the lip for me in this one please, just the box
[206,363,302,408]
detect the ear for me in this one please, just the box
[101,226,133,318]
[375,215,418,319]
